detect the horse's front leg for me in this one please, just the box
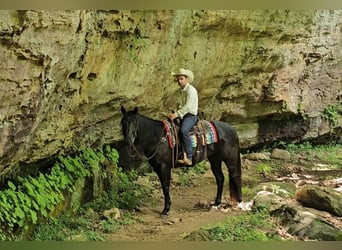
[154,163,172,217]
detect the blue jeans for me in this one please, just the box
[180,114,198,160]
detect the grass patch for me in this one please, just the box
[31,214,104,241]
[31,209,140,241]
[287,141,342,167]
[184,208,283,241]
[173,162,209,187]
[256,163,273,176]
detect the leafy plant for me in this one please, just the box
[269,184,289,196]
[84,231,105,241]
[285,141,341,166]
[281,101,288,113]
[173,162,208,187]
[185,209,282,241]
[32,214,106,241]
[31,218,70,241]
[191,162,208,175]
[120,32,147,65]
[83,166,152,212]
[242,186,254,200]
[321,104,341,127]
[173,167,194,187]
[0,145,120,240]
[256,163,273,176]
[100,218,121,233]
[32,201,144,240]
[115,169,152,209]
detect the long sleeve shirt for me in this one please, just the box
[176,83,198,119]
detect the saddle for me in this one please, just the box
[163,118,219,166]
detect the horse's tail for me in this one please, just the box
[237,142,242,175]
[234,141,243,202]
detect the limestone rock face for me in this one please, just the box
[0,10,341,177]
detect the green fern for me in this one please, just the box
[322,104,341,126]
[256,163,273,176]
[0,145,120,240]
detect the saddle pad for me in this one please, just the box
[190,121,219,147]
[163,120,218,148]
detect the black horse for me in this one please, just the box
[120,106,242,216]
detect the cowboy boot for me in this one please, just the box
[178,153,192,166]
[177,152,186,164]
[183,155,192,166]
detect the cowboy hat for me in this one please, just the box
[171,68,194,83]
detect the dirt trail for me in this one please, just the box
[105,169,241,241]
[103,147,342,241]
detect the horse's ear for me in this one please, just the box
[121,106,126,114]
[133,107,138,114]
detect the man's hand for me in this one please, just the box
[168,112,177,120]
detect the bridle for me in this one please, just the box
[125,124,166,161]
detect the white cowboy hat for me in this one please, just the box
[171,68,194,83]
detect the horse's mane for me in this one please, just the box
[135,113,164,146]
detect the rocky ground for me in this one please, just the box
[102,147,342,241]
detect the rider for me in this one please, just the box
[168,68,198,166]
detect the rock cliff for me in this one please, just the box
[0,10,341,178]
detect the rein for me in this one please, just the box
[170,120,179,168]
[126,124,166,161]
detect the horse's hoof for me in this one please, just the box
[209,205,219,212]
[160,213,169,219]
[160,210,170,219]
[238,201,253,211]
[160,214,168,219]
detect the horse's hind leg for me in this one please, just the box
[224,158,242,204]
[208,157,224,206]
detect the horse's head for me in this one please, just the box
[120,106,139,147]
